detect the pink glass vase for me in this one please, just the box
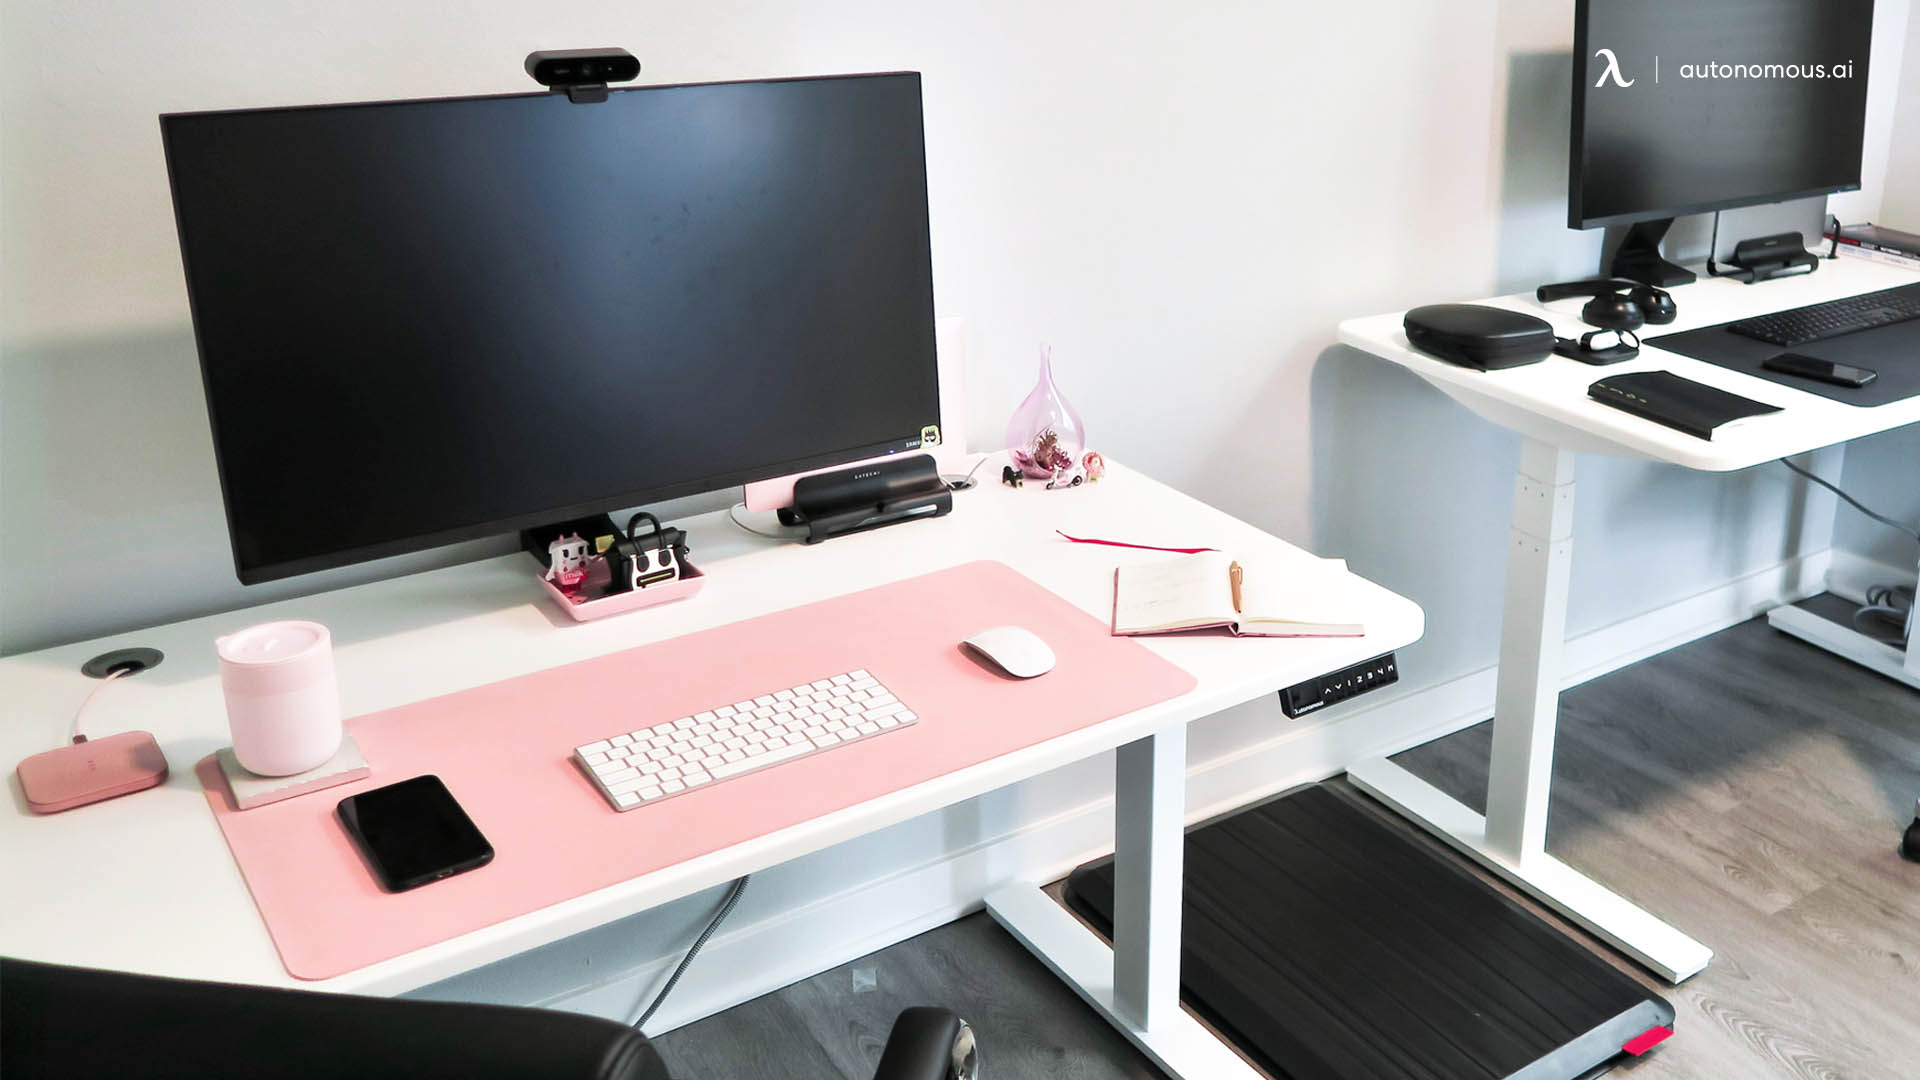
[1006,345,1085,479]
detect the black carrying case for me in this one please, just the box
[1403,304,1553,370]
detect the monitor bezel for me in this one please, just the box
[1566,0,1868,230]
[160,72,939,585]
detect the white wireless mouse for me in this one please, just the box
[961,625,1057,679]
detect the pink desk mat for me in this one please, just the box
[198,560,1198,980]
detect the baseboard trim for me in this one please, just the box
[502,549,1831,1033]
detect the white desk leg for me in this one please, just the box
[1112,726,1184,1029]
[1484,439,1577,859]
[1348,438,1713,984]
[986,728,1263,1079]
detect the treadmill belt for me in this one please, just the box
[1063,784,1673,1079]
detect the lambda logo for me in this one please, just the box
[1594,48,1635,88]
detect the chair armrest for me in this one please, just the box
[872,1006,973,1080]
[1,957,669,1080]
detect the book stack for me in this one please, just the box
[1823,222,1920,270]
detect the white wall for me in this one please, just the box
[1,0,1910,1024]
[6,2,1896,658]
[1879,0,1920,231]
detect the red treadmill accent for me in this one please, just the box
[1623,1026,1674,1055]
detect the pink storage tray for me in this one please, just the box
[538,560,705,622]
[198,560,1198,980]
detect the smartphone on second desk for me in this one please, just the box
[1763,352,1878,388]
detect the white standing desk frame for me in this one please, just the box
[1765,565,1920,692]
[1337,256,1920,986]
[987,725,1265,1080]
[1346,439,1713,984]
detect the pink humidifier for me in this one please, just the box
[216,620,343,777]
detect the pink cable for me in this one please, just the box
[1054,530,1218,554]
[70,667,130,745]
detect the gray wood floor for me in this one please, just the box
[651,911,1167,1079]
[655,610,1920,1079]
[1388,608,1920,1080]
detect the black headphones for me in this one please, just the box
[1535,278,1676,364]
[1535,277,1676,331]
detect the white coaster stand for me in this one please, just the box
[216,736,371,811]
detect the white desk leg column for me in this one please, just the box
[1484,439,1576,859]
[1347,438,1713,983]
[1112,727,1184,1030]
[1910,586,1920,683]
[986,726,1263,1079]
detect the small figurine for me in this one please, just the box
[1045,468,1085,490]
[569,553,614,603]
[623,541,681,590]
[1081,451,1106,482]
[606,513,689,593]
[545,533,591,595]
[1001,465,1025,488]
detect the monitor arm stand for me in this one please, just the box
[1610,218,1697,287]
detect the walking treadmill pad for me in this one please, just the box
[1063,783,1674,1080]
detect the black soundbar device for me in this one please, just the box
[1278,652,1398,718]
[779,453,952,544]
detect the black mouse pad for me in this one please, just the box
[1648,317,1920,407]
[1064,784,1674,1080]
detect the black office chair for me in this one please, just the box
[0,957,977,1080]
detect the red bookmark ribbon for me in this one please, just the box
[1055,531,1218,554]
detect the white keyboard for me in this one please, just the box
[572,669,918,811]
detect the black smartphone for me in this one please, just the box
[1763,352,1877,388]
[337,775,494,892]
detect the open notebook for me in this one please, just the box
[1111,551,1365,638]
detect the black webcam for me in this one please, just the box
[525,48,640,103]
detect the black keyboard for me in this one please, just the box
[1727,283,1920,347]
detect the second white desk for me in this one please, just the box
[1338,256,1920,983]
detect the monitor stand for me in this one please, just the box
[1611,218,1697,287]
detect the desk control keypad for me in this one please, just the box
[1278,653,1399,719]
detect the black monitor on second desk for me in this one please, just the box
[162,73,941,585]
[1570,0,1874,285]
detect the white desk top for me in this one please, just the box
[0,458,1422,995]
[1339,257,1920,470]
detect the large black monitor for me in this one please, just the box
[162,73,939,584]
[1570,0,1873,283]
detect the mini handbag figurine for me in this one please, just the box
[605,512,689,593]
